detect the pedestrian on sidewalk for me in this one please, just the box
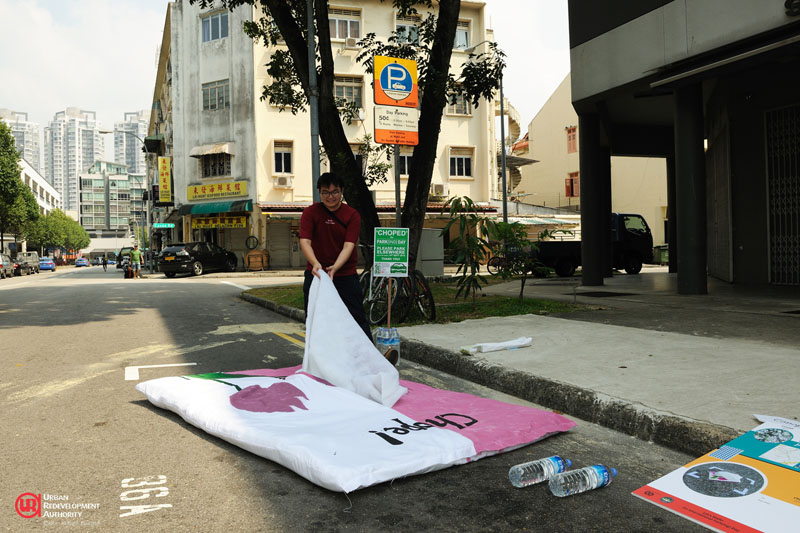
[102,255,107,272]
[299,172,371,340]
[130,244,143,279]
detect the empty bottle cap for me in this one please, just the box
[565,458,572,467]
[610,467,618,477]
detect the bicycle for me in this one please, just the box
[397,270,436,323]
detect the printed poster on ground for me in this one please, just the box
[633,415,800,532]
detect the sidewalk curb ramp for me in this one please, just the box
[240,293,740,457]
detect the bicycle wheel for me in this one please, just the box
[359,269,372,301]
[409,270,436,321]
[487,256,502,275]
[245,235,259,250]
[392,277,414,324]
[367,277,392,325]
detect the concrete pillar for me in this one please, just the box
[579,114,612,286]
[673,84,707,294]
[666,154,677,273]
[601,157,613,278]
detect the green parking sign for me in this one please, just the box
[373,227,409,277]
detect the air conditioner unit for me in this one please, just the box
[430,183,448,196]
[344,37,360,49]
[274,176,293,189]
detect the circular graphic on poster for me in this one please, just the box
[682,462,765,498]
[753,428,793,444]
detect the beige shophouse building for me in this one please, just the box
[515,73,668,246]
[148,0,500,269]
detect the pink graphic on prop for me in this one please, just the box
[230,382,309,413]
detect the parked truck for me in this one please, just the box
[533,213,655,277]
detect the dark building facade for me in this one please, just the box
[567,0,800,292]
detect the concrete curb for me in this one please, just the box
[241,292,306,322]
[240,292,739,457]
[398,340,739,457]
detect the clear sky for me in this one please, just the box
[0,0,570,157]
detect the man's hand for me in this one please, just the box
[311,261,323,278]
[325,265,338,279]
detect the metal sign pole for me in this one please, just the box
[387,276,392,328]
[394,144,401,226]
[308,0,320,203]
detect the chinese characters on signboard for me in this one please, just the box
[158,156,172,203]
[191,216,247,229]
[187,181,248,200]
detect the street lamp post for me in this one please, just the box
[465,40,508,224]
[99,129,153,273]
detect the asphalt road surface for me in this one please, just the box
[1,266,705,532]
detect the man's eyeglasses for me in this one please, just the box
[320,190,341,198]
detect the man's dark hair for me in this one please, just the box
[317,172,343,190]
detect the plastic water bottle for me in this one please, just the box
[548,465,618,497]
[509,455,571,487]
[375,327,400,365]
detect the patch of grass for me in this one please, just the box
[410,282,582,325]
[244,277,586,325]
[246,285,305,310]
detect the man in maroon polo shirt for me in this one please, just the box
[299,172,371,340]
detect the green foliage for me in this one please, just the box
[441,196,495,307]
[7,186,40,236]
[487,221,540,302]
[453,42,506,108]
[259,48,307,113]
[25,209,89,253]
[0,122,25,242]
[321,134,393,187]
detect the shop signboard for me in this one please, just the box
[187,181,248,200]
[158,156,172,203]
[191,216,248,229]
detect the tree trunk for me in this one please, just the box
[314,0,380,245]
[265,0,381,246]
[518,273,527,302]
[401,0,461,270]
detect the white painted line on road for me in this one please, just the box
[0,281,30,291]
[125,362,197,381]
[220,281,251,290]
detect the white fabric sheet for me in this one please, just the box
[302,273,407,407]
[463,336,533,354]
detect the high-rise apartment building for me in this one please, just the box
[0,109,41,173]
[115,110,150,174]
[80,161,147,235]
[44,108,105,212]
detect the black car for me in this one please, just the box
[13,257,34,276]
[158,242,237,277]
